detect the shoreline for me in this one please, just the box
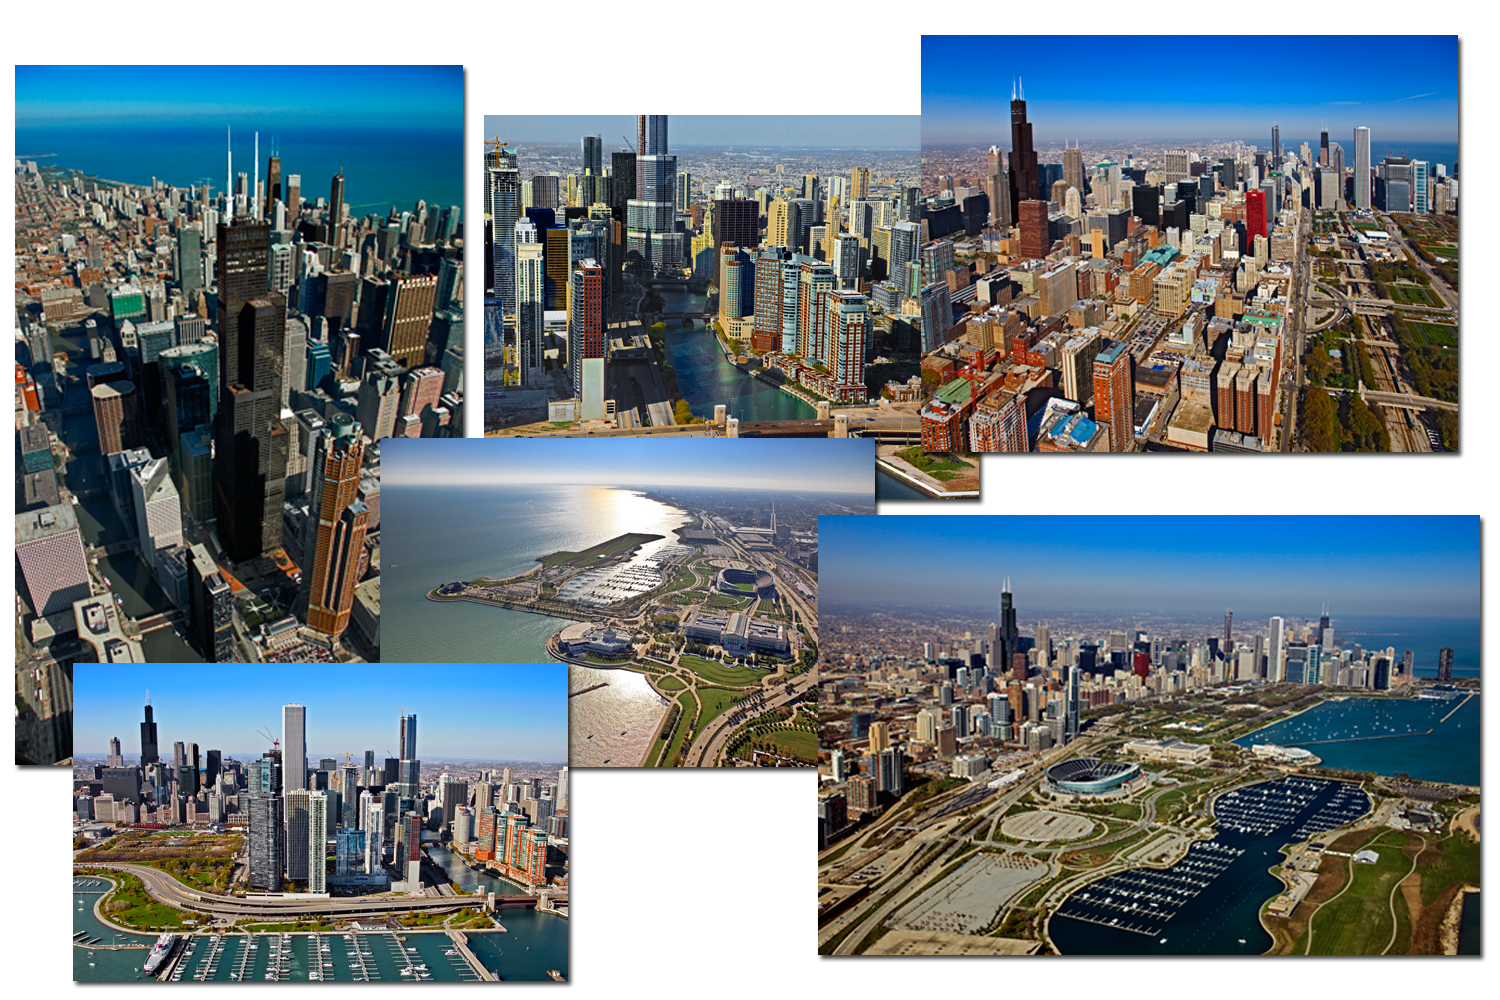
[876,457,980,500]
[1439,885,1480,955]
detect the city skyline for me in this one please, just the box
[482,114,919,148]
[922,36,1459,145]
[73,664,567,761]
[820,515,1480,616]
[382,437,877,493]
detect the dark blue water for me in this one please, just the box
[1051,776,1370,955]
[1233,694,1480,785]
[1329,615,1479,678]
[876,468,927,500]
[17,122,462,214]
[1457,891,1479,955]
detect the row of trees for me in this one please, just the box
[1302,387,1390,452]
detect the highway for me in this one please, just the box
[85,862,523,919]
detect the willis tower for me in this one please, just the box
[1008,80,1040,214]
[140,693,159,765]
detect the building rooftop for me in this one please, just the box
[16,502,79,543]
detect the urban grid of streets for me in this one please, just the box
[918,126,1457,454]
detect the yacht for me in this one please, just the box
[142,934,180,976]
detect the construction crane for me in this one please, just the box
[336,752,358,767]
[255,726,279,752]
[620,135,635,153]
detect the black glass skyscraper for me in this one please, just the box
[1008,84,1039,212]
[214,217,287,562]
[1000,583,1018,674]
[140,696,159,765]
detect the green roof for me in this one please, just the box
[936,377,973,406]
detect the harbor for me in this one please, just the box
[74,867,568,982]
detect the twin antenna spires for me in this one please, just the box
[1011,77,1024,101]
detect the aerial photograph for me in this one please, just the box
[14,65,465,667]
[918,36,1458,454]
[381,436,873,765]
[71,663,568,982]
[478,116,965,470]
[816,515,1479,956]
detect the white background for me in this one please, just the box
[5,7,1488,995]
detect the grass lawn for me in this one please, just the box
[659,690,699,766]
[896,446,973,473]
[1405,320,1457,347]
[1387,283,1441,306]
[1305,830,1411,954]
[679,654,766,686]
[705,593,754,610]
[762,727,818,761]
[1415,827,1481,908]
[695,686,747,731]
[656,675,686,691]
[539,532,663,568]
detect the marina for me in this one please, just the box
[1050,776,1372,954]
[1233,693,1481,785]
[73,869,567,982]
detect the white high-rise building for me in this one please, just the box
[1268,617,1286,683]
[515,221,546,387]
[285,788,310,881]
[1354,127,1372,210]
[282,704,306,794]
[365,801,385,872]
[308,790,327,892]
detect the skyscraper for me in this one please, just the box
[329,172,346,246]
[283,703,307,795]
[1354,126,1372,210]
[214,215,286,563]
[1018,200,1049,260]
[628,116,680,272]
[581,135,603,175]
[984,146,1011,229]
[1066,664,1081,744]
[286,788,310,881]
[488,145,521,310]
[567,259,605,396]
[308,790,328,892]
[1437,647,1454,683]
[714,199,758,253]
[140,696,159,766]
[1008,81,1039,210]
[1268,616,1285,682]
[304,414,369,637]
[400,712,417,761]
[1245,188,1266,247]
[516,222,547,387]
[248,791,284,890]
[1092,339,1134,452]
[999,583,1018,677]
[1062,144,1084,199]
[1320,130,1329,167]
[15,504,91,617]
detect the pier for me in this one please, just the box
[570,682,610,698]
[445,930,496,982]
[1286,728,1433,746]
[1438,692,1475,724]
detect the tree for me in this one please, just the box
[673,399,693,423]
[1304,345,1330,386]
[1302,387,1340,452]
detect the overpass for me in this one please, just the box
[1361,388,1458,413]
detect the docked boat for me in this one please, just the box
[143,934,180,975]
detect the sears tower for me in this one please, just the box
[1008,81,1040,212]
[214,205,288,563]
[140,694,159,765]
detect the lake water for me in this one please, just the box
[876,467,927,500]
[18,121,462,216]
[1328,614,1480,679]
[381,483,688,663]
[1050,776,1370,955]
[568,664,670,767]
[658,289,817,422]
[1233,694,1480,785]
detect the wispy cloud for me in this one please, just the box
[1395,91,1438,101]
[1327,101,1362,106]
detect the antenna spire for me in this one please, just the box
[1011,78,1017,101]
[226,126,233,221]
[1019,77,1024,101]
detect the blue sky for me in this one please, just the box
[15,65,461,127]
[922,36,1459,145]
[821,515,1480,616]
[482,115,919,148]
[381,438,876,494]
[74,663,567,761]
